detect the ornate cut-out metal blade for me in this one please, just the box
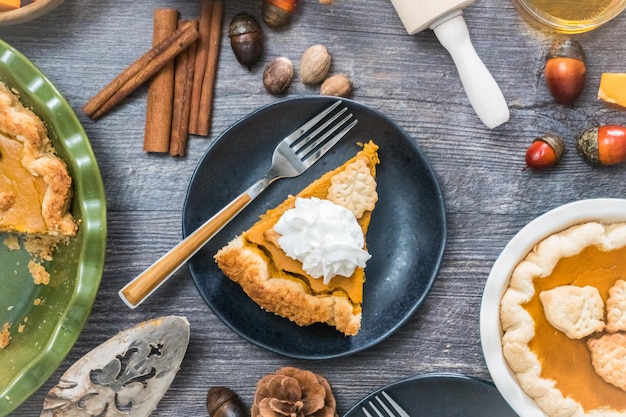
[41,316,190,417]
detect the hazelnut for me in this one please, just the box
[263,57,294,95]
[299,44,331,85]
[320,73,352,98]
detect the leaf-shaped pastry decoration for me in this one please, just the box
[327,158,377,219]
[587,333,626,392]
[607,279,626,333]
[41,316,189,417]
[539,285,605,339]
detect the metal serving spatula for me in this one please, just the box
[40,316,190,417]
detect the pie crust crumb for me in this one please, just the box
[0,323,10,349]
[3,234,20,251]
[28,260,50,285]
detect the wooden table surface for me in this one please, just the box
[3,0,626,415]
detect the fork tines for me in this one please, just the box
[287,100,357,162]
[362,391,411,417]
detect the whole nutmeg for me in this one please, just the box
[262,0,298,28]
[251,367,337,417]
[263,57,294,95]
[299,44,331,85]
[229,12,264,68]
[320,74,352,98]
[207,386,247,417]
[545,38,586,105]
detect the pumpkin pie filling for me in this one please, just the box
[0,133,49,233]
[525,245,626,412]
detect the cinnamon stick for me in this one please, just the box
[170,20,198,157]
[83,20,199,120]
[188,0,213,135]
[196,0,223,137]
[143,8,179,153]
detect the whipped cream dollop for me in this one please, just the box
[274,197,371,284]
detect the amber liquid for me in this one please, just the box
[527,0,614,20]
[515,0,626,34]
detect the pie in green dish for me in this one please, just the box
[0,39,107,416]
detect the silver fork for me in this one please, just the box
[119,100,357,308]
[362,391,411,417]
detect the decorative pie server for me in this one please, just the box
[40,316,190,417]
[389,0,509,129]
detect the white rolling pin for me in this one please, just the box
[390,0,510,129]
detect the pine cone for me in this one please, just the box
[251,367,337,417]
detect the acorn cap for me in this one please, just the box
[576,127,600,165]
[262,0,295,28]
[537,134,566,161]
[547,38,586,63]
[228,12,262,37]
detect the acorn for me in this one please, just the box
[206,387,247,417]
[263,56,294,95]
[525,134,565,170]
[228,12,264,68]
[576,125,626,166]
[262,0,297,28]
[545,38,586,105]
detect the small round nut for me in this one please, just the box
[320,73,352,98]
[263,56,294,95]
[299,44,331,85]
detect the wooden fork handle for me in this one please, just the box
[119,192,252,308]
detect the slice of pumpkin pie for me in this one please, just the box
[214,141,379,336]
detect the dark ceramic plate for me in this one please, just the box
[182,96,446,359]
[344,373,518,417]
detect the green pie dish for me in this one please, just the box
[0,39,106,416]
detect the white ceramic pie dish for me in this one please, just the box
[480,198,626,417]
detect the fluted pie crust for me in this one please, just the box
[215,141,379,336]
[0,82,76,237]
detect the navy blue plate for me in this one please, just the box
[182,96,446,359]
[344,373,518,417]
